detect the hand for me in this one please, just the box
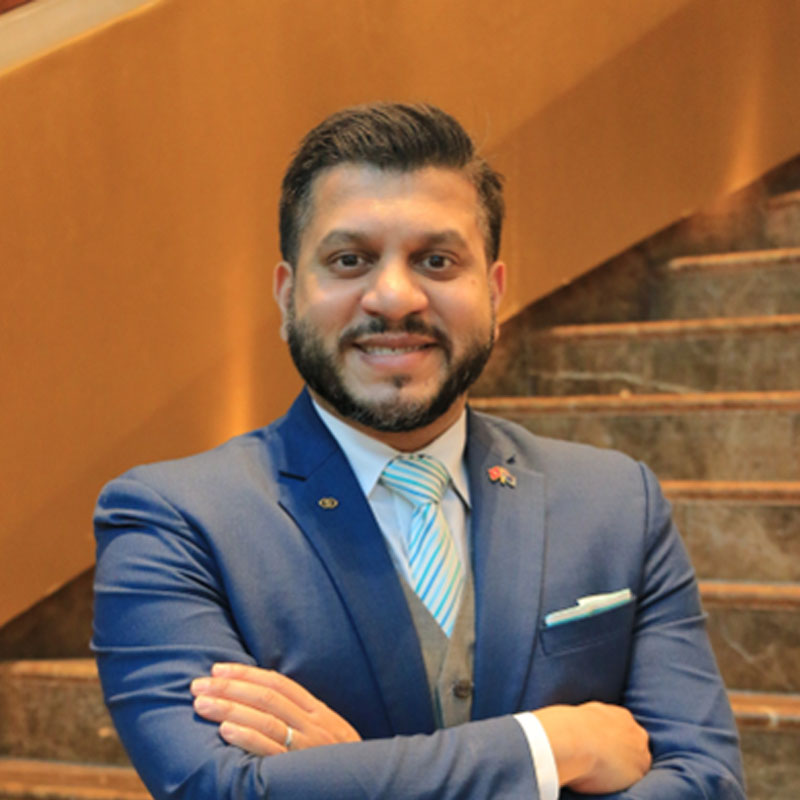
[534,702,651,794]
[191,663,361,756]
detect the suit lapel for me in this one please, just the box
[272,391,436,735]
[467,409,547,719]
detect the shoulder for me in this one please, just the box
[466,407,659,523]
[99,390,326,504]
[96,417,289,520]
[468,406,642,476]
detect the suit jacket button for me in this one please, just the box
[452,679,473,699]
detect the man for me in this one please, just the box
[93,103,745,799]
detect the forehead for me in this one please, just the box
[299,164,484,248]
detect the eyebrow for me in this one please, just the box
[419,229,470,250]
[316,228,470,251]
[316,230,372,250]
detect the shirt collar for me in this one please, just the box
[311,399,471,508]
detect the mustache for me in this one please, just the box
[339,316,452,355]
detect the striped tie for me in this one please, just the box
[380,454,464,636]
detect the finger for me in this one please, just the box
[218,720,288,757]
[193,694,289,742]
[212,663,323,712]
[193,665,362,748]
[192,676,309,732]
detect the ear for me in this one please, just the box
[488,260,506,340]
[273,261,294,342]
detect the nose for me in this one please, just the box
[360,258,429,320]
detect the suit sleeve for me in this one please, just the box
[93,474,538,800]
[571,462,745,799]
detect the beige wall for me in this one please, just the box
[2,0,799,625]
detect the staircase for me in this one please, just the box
[0,660,147,799]
[1,161,799,799]
[472,160,800,799]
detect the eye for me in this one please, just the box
[420,253,455,271]
[336,253,363,267]
[328,252,370,273]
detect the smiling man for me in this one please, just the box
[93,103,745,799]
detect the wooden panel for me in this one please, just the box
[3,0,800,625]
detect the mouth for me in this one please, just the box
[352,335,437,356]
[346,335,441,377]
[355,343,436,356]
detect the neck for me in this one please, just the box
[309,391,467,452]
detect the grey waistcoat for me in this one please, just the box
[399,570,475,728]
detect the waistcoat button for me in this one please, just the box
[452,679,474,699]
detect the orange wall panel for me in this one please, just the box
[2,0,800,624]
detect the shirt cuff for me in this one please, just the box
[513,712,560,800]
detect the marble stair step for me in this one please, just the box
[701,582,800,694]
[0,569,93,662]
[654,247,800,319]
[766,190,800,248]
[729,691,800,800]
[0,661,127,766]
[730,689,800,731]
[472,184,800,340]
[497,314,800,396]
[0,759,150,800]
[470,391,800,481]
[662,482,800,582]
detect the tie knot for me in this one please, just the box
[380,454,449,506]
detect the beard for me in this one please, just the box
[286,307,495,433]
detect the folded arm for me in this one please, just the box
[192,662,651,794]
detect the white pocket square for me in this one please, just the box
[544,588,633,627]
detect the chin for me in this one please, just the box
[340,386,457,433]
[353,382,439,409]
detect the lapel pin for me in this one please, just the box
[318,496,339,509]
[488,465,516,488]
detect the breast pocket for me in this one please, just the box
[540,597,636,656]
[535,599,637,705]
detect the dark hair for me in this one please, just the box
[279,102,504,265]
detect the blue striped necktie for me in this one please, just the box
[380,454,464,637]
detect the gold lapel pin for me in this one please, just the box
[488,465,516,488]
[318,497,339,509]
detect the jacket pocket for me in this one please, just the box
[539,596,636,656]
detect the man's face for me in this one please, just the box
[274,164,505,437]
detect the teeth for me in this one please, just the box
[361,345,427,355]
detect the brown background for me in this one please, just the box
[2,0,800,626]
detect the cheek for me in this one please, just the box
[296,285,362,332]
[438,286,493,327]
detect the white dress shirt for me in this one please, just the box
[312,400,559,800]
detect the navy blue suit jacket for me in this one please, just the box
[93,390,744,799]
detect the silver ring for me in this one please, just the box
[283,724,294,750]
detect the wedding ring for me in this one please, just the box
[283,724,294,750]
